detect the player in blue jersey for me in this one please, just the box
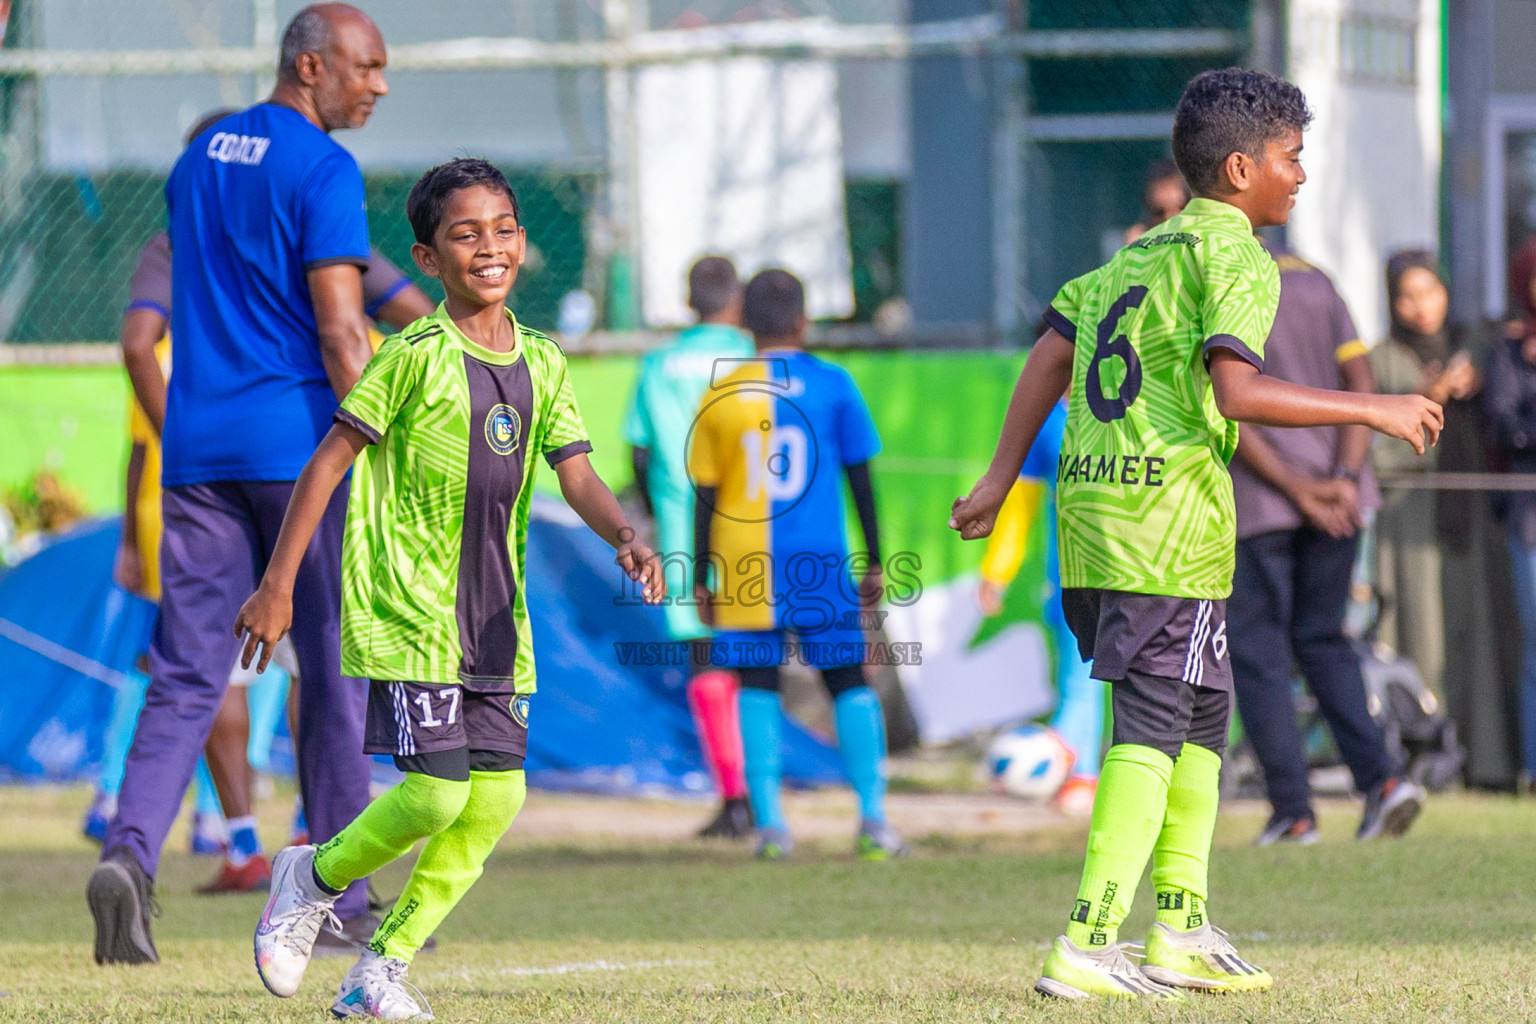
[625,256,756,838]
[688,268,906,860]
[976,396,1107,814]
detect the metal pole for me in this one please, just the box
[602,0,643,329]
[252,0,277,100]
[1246,0,1284,75]
[991,0,1026,341]
[0,25,1246,77]
[0,0,40,342]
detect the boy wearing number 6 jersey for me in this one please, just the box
[950,69,1443,1000]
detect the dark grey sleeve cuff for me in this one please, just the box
[544,440,594,467]
[334,408,382,444]
[1202,334,1264,372]
[1042,305,1077,343]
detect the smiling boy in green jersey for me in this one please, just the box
[950,69,1443,1000]
[234,157,664,1019]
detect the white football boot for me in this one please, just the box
[332,949,433,1020]
[254,844,340,997]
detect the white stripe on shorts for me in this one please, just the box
[1184,600,1211,687]
[391,682,414,755]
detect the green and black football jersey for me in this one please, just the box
[1042,198,1280,600]
[335,305,592,691]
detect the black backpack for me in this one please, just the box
[1354,639,1466,792]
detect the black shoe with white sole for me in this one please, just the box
[1256,813,1319,847]
[1357,777,1424,840]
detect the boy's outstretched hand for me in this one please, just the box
[1368,393,1444,455]
[616,536,666,605]
[233,584,292,674]
[949,472,1012,541]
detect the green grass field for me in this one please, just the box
[3,785,1535,1022]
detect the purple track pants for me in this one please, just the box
[103,479,371,921]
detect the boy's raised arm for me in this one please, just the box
[950,328,1075,540]
[1207,349,1443,454]
[233,423,370,671]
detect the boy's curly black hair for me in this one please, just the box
[407,157,522,245]
[1172,69,1312,194]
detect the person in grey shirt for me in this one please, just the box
[1227,245,1424,846]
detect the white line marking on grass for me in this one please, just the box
[454,958,710,982]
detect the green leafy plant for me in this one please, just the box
[3,470,86,537]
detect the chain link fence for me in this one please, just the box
[0,0,1252,349]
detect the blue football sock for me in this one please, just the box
[226,815,262,867]
[244,667,290,774]
[738,689,785,832]
[833,686,888,823]
[99,667,150,797]
[193,757,224,817]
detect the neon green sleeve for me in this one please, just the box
[336,334,423,442]
[1199,240,1280,368]
[538,346,593,465]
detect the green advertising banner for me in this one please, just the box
[0,349,1056,741]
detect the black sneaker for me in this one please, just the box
[697,797,754,839]
[87,847,160,965]
[312,911,437,958]
[1255,814,1319,847]
[1357,777,1424,840]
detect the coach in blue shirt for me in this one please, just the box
[89,2,389,965]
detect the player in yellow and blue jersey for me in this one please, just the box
[688,268,906,861]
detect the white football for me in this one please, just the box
[986,724,1075,800]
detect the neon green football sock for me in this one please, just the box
[1151,742,1222,932]
[1063,744,1174,949]
[373,769,527,963]
[312,773,471,892]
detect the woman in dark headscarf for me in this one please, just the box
[1484,238,1536,791]
[1369,251,1477,702]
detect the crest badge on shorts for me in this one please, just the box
[511,693,530,728]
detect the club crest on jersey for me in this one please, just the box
[485,404,522,456]
[511,694,530,727]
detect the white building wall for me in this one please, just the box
[1285,0,1441,345]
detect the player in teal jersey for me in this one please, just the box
[624,256,756,839]
[234,158,663,1018]
[951,69,1442,1000]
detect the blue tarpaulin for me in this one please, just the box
[0,504,845,794]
